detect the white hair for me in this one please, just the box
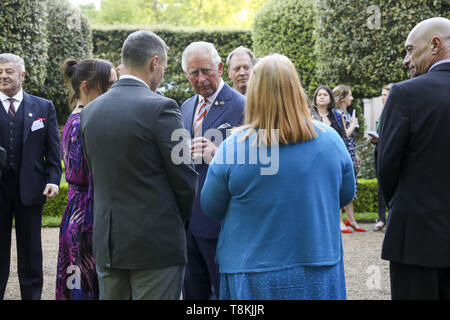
[0,53,26,73]
[181,41,221,72]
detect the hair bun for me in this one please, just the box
[61,59,79,79]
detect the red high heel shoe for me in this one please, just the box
[344,219,366,232]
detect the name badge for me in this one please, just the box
[31,119,44,131]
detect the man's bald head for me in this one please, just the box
[404,17,450,78]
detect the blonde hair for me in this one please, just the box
[236,54,317,146]
[333,84,352,110]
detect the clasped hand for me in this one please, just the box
[190,137,218,165]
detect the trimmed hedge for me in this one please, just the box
[43,0,93,125]
[0,0,48,94]
[43,179,381,219]
[43,183,68,217]
[92,25,253,106]
[252,0,318,95]
[353,179,379,213]
[315,0,450,100]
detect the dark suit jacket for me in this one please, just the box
[0,146,5,171]
[80,78,198,270]
[377,62,450,268]
[0,92,61,206]
[181,82,245,239]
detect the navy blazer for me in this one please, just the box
[378,62,450,267]
[0,91,62,206]
[181,82,245,239]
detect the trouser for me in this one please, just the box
[0,171,44,300]
[96,264,185,300]
[183,229,220,300]
[390,261,450,300]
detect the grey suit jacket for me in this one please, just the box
[80,78,198,269]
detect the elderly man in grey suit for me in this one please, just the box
[80,30,198,300]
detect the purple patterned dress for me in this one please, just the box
[56,112,98,300]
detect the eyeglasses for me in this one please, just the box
[188,68,216,77]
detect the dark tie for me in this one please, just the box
[7,98,15,118]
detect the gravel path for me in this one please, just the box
[4,223,390,300]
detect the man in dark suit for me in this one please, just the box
[0,53,61,300]
[180,41,245,300]
[378,17,450,300]
[81,30,197,300]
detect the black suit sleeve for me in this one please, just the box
[44,101,62,186]
[154,99,198,222]
[377,84,410,205]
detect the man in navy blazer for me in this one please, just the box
[0,53,61,300]
[180,42,245,299]
[378,17,450,299]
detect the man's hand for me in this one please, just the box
[191,137,218,165]
[43,184,59,199]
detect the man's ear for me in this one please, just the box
[431,36,442,55]
[217,61,224,76]
[149,56,159,71]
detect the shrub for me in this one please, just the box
[43,0,93,125]
[315,0,450,100]
[0,0,48,94]
[252,0,318,95]
[43,183,68,218]
[354,178,379,213]
[92,25,253,106]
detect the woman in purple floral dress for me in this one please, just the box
[56,58,116,300]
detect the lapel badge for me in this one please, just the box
[29,113,33,117]
[215,101,225,106]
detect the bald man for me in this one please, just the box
[377,17,450,300]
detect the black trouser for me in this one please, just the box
[390,261,450,300]
[0,171,44,300]
[374,149,387,223]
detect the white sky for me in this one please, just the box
[67,0,101,10]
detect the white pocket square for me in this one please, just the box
[217,123,232,130]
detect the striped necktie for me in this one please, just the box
[7,98,15,118]
[193,97,208,137]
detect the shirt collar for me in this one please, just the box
[428,59,450,72]
[119,75,150,89]
[198,78,224,104]
[0,89,23,103]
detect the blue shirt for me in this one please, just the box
[201,121,355,273]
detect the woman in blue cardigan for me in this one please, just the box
[200,54,355,300]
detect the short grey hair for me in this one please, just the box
[0,53,26,73]
[181,41,221,72]
[121,30,168,69]
[226,46,255,67]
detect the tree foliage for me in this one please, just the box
[315,0,450,99]
[81,0,267,28]
[252,0,318,95]
[44,0,93,124]
[0,0,48,94]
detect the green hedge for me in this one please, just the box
[353,178,379,213]
[315,0,450,100]
[43,183,68,218]
[0,0,48,94]
[43,0,93,125]
[252,0,318,95]
[92,25,253,106]
[43,179,381,219]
